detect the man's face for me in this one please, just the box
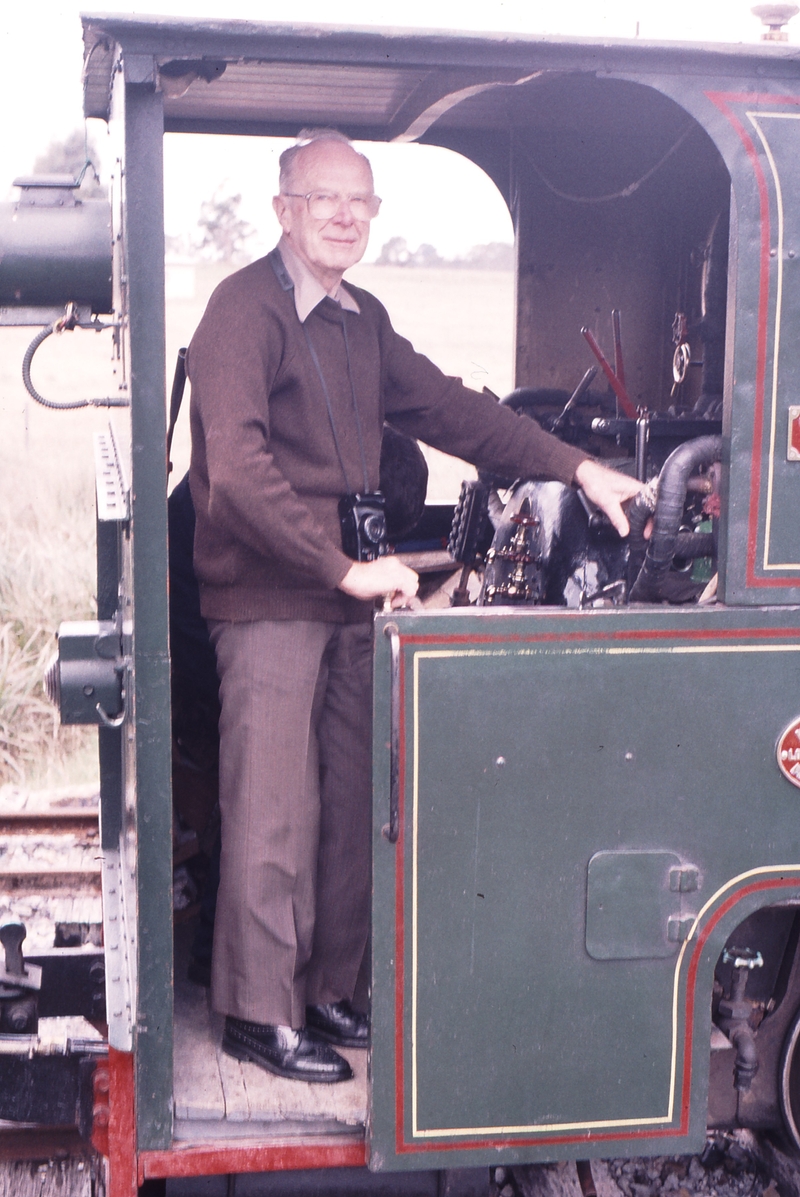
[273,141,374,287]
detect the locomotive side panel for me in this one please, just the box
[371,607,800,1169]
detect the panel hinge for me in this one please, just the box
[670,866,699,893]
[668,916,696,942]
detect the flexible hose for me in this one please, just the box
[630,435,722,602]
[22,322,128,410]
[673,532,716,557]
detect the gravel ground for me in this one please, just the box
[606,1140,766,1197]
[496,1132,799,1197]
[0,1150,105,1197]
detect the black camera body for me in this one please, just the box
[339,492,388,561]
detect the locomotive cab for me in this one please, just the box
[6,13,800,1194]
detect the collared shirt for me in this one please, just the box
[278,236,361,323]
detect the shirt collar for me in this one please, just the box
[277,236,360,323]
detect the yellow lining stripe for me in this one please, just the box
[746,111,800,571]
[407,642,800,1138]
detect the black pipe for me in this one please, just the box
[718,957,761,1092]
[576,1160,597,1197]
[674,532,715,558]
[729,1022,759,1091]
[630,435,721,602]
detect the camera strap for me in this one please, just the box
[268,246,371,494]
[302,316,370,495]
[166,346,187,474]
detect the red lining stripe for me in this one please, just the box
[393,871,800,1154]
[705,90,800,589]
[391,627,800,1153]
[394,651,407,1153]
[399,625,800,648]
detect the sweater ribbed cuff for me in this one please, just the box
[542,439,590,487]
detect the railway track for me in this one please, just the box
[0,786,108,1192]
[0,786,101,951]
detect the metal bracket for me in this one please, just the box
[45,619,126,727]
[0,304,94,328]
[102,850,134,1052]
[95,425,130,522]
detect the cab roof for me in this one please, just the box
[81,12,800,139]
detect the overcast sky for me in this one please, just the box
[1,2,791,258]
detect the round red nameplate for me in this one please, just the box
[778,717,800,789]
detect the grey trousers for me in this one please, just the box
[207,618,373,1027]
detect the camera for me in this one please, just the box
[339,492,388,561]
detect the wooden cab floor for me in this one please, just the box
[173,935,367,1144]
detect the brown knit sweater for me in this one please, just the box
[187,251,588,623]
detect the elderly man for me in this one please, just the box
[187,128,640,1083]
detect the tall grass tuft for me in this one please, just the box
[0,461,98,786]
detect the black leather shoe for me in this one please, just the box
[222,1016,353,1083]
[306,1000,369,1048]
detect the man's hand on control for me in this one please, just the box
[339,557,421,609]
[574,459,643,539]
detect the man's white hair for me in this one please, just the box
[278,128,372,192]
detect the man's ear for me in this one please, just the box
[273,194,291,233]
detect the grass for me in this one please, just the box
[0,324,111,789]
[0,263,514,789]
[0,440,100,787]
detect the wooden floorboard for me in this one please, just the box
[173,976,225,1122]
[173,970,367,1135]
[212,1011,251,1123]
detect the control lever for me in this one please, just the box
[0,922,26,981]
[0,921,42,993]
[0,920,42,1035]
[551,366,598,432]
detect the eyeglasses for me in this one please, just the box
[282,191,382,221]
